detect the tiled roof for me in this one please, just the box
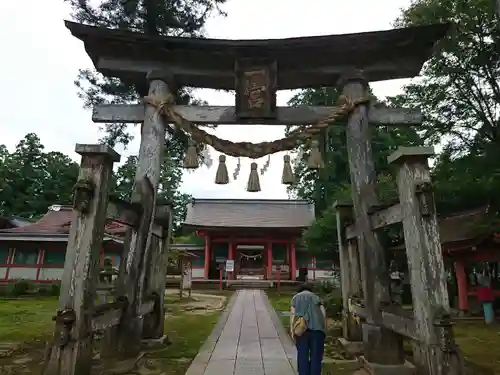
[390,205,494,251]
[0,205,127,236]
[9,216,34,227]
[438,205,491,245]
[183,199,315,229]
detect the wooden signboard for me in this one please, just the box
[182,262,192,290]
[235,58,277,120]
[226,259,235,272]
[180,261,192,298]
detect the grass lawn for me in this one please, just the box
[266,292,500,374]
[266,291,293,329]
[453,321,500,374]
[144,311,221,375]
[266,291,356,375]
[0,291,230,375]
[0,297,58,342]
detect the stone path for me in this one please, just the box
[185,289,296,375]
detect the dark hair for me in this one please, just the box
[297,282,313,293]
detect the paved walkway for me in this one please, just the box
[185,289,297,375]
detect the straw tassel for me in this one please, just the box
[308,140,324,169]
[183,139,199,169]
[247,162,261,192]
[282,155,295,185]
[215,155,229,184]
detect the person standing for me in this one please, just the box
[290,283,327,375]
[477,265,495,324]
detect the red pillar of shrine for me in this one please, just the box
[455,259,468,312]
[290,241,297,281]
[228,238,234,280]
[204,235,210,279]
[267,241,273,280]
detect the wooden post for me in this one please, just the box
[389,146,462,375]
[455,260,469,313]
[187,261,192,298]
[228,239,234,280]
[341,71,404,365]
[334,201,362,343]
[335,201,352,339]
[103,70,168,358]
[179,257,185,299]
[347,239,362,299]
[142,210,171,340]
[267,241,272,280]
[204,235,210,279]
[219,265,223,290]
[43,144,120,375]
[290,241,296,281]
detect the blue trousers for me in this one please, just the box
[483,302,495,324]
[295,329,325,375]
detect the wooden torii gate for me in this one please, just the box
[44,19,456,375]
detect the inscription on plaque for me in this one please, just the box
[235,59,277,120]
[243,69,267,109]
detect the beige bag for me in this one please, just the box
[292,316,308,336]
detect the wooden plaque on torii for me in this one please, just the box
[235,58,277,120]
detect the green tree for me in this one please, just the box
[67,0,226,147]
[0,134,79,218]
[66,0,224,230]
[432,145,500,215]
[0,133,193,230]
[287,88,422,253]
[389,0,500,216]
[112,153,191,234]
[390,0,500,154]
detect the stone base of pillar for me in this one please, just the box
[338,338,363,355]
[359,356,415,375]
[362,323,404,365]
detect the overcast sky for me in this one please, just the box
[0,0,414,200]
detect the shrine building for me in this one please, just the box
[181,199,328,281]
[0,200,337,284]
[0,205,125,283]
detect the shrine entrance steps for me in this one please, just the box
[179,279,300,290]
[185,289,296,375]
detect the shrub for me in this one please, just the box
[50,283,61,296]
[322,292,342,318]
[318,280,335,294]
[7,279,32,296]
[37,286,49,296]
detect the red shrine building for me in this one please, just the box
[439,205,500,313]
[0,199,338,284]
[0,205,125,283]
[182,199,319,281]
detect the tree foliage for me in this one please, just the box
[286,88,422,253]
[64,0,226,230]
[0,134,79,218]
[293,0,500,254]
[0,134,190,233]
[390,0,500,154]
[66,0,226,147]
[112,154,191,233]
[388,0,500,216]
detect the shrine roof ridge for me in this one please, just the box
[190,198,311,205]
[65,20,451,90]
[184,199,315,229]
